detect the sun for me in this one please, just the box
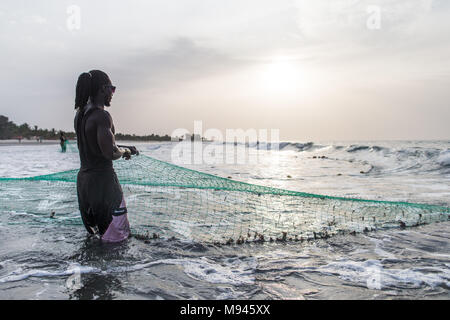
[261,57,302,94]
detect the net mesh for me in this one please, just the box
[1,154,449,244]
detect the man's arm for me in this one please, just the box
[96,112,124,160]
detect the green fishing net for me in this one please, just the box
[1,154,449,244]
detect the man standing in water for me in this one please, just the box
[74,70,136,242]
[59,131,67,152]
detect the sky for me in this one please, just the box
[0,0,449,141]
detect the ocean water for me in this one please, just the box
[0,140,449,299]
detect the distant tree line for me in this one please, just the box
[0,115,172,141]
[115,133,171,141]
[0,115,74,140]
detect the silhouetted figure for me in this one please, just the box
[60,131,67,152]
[74,70,137,243]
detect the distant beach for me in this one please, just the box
[0,139,166,146]
[0,139,63,146]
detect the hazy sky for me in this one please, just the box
[0,0,449,140]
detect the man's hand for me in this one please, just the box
[117,145,139,156]
[128,146,139,156]
[112,146,131,160]
[119,147,131,160]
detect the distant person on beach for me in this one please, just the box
[74,70,137,242]
[59,131,67,152]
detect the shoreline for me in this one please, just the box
[0,140,62,146]
[0,139,169,146]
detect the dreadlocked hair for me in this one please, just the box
[74,70,110,110]
[74,70,111,143]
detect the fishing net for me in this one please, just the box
[0,154,449,244]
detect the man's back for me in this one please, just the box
[75,106,113,171]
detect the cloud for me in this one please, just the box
[22,14,47,25]
[0,1,449,139]
[109,37,250,92]
[291,0,450,78]
[292,0,445,44]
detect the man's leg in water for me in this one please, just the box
[77,170,129,242]
[77,171,100,235]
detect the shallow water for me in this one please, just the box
[0,141,449,299]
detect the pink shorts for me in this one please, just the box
[101,197,130,242]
